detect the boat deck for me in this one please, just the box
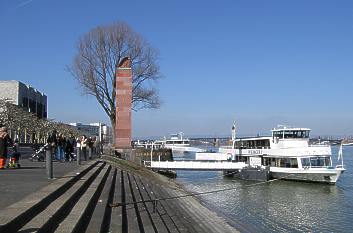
[145,160,247,171]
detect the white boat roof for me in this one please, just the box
[235,136,272,141]
[166,139,189,141]
[271,127,310,132]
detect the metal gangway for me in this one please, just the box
[145,160,247,171]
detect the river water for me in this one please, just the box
[174,145,353,232]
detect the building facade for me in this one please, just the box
[0,80,47,118]
[69,122,113,144]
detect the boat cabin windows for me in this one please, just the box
[263,157,298,168]
[301,158,310,167]
[165,140,189,145]
[301,156,331,167]
[273,130,310,139]
[273,131,283,139]
[235,139,270,149]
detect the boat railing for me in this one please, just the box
[303,165,334,169]
[308,144,331,148]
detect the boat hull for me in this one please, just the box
[270,167,345,184]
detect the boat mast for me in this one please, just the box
[179,132,183,140]
[231,122,236,148]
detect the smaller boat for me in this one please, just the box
[341,139,353,146]
[161,132,205,153]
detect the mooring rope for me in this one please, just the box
[109,173,295,208]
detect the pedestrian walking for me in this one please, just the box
[65,134,75,161]
[80,135,88,161]
[93,137,99,156]
[88,137,93,159]
[57,134,65,161]
[0,127,13,169]
[8,138,21,168]
[47,130,57,159]
[76,136,81,157]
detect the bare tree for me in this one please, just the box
[68,22,162,130]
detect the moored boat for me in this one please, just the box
[218,125,345,184]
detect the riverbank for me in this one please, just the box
[102,154,240,232]
[0,155,241,232]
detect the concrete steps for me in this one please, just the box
[18,162,106,232]
[0,161,100,233]
[86,167,117,233]
[132,175,172,233]
[152,185,199,233]
[0,159,238,233]
[56,165,111,233]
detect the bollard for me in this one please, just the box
[89,147,92,160]
[46,145,53,179]
[77,147,81,165]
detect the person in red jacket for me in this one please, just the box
[0,127,13,169]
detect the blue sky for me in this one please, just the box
[0,0,352,138]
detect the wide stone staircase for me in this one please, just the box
[0,160,238,233]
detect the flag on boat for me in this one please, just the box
[338,144,343,162]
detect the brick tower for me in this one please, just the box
[115,57,132,149]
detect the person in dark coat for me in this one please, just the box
[8,138,21,168]
[65,134,76,161]
[87,137,94,159]
[0,127,13,169]
[47,130,58,158]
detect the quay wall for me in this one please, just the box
[114,148,173,164]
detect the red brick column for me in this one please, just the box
[115,57,132,149]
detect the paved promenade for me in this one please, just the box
[0,150,239,233]
[0,157,91,209]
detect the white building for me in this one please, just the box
[0,80,47,118]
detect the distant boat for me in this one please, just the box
[160,132,205,153]
[342,142,353,146]
[133,133,205,153]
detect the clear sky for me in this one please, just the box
[0,0,352,138]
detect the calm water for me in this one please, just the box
[174,146,353,232]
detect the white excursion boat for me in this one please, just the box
[161,133,205,153]
[217,125,345,184]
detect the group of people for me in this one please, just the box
[47,130,102,162]
[0,126,103,169]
